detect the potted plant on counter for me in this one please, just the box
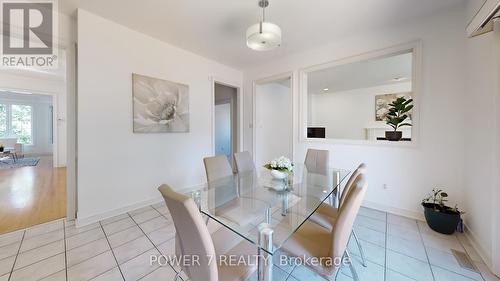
[422,188,463,235]
[385,96,413,141]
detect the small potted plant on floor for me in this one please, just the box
[0,145,4,152]
[422,188,463,235]
[385,96,413,141]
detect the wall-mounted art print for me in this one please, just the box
[375,92,412,121]
[132,73,189,133]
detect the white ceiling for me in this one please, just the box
[60,0,464,69]
[308,52,412,94]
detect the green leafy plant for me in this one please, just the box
[386,97,413,131]
[422,188,462,214]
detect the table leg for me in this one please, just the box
[258,223,273,281]
[281,193,289,216]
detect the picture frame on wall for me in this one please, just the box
[132,73,190,133]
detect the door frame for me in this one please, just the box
[252,71,294,165]
[210,77,243,157]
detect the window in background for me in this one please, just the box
[0,104,6,138]
[11,105,32,144]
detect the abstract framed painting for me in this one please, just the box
[132,73,189,133]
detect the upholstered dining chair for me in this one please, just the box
[304,148,330,173]
[280,173,368,281]
[233,151,255,173]
[203,155,233,182]
[158,184,257,281]
[309,163,368,267]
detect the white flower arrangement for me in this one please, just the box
[264,156,294,173]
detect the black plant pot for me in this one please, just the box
[0,147,3,152]
[385,131,402,141]
[422,203,461,235]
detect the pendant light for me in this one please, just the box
[246,0,282,51]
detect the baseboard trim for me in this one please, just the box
[362,200,425,221]
[75,196,164,227]
[463,223,493,268]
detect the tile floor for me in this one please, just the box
[0,203,499,281]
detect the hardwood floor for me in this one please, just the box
[0,155,66,234]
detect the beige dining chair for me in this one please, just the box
[233,151,255,173]
[304,148,330,172]
[203,155,233,182]
[309,163,368,267]
[158,184,257,281]
[280,173,368,281]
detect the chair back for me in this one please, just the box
[203,155,233,182]
[338,163,367,207]
[330,173,367,260]
[304,149,329,173]
[158,185,218,281]
[233,151,255,173]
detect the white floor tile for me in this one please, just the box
[0,230,24,248]
[153,206,170,215]
[432,266,479,281]
[347,238,385,267]
[355,215,386,233]
[128,206,154,217]
[66,227,105,250]
[113,236,154,265]
[290,265,327,281]
[138,216,170,234]
[386,269,418,281]
[19,229,64,253]
[119,248,160,281]
[139,265,178,281]
[68,250,117,281]
[0,274,8,281]
[340,260,384,281]
[65,222,101,238]
[102,218,136,236]
[146,224,176,246]
[101,214,130,226]
[108,226,145,249]
[40,270,66,281]
[157,238,176,257]
[386,249,434,281]
[358,207,386,222]
[90,267,124,281]
[14,239,64,269]
[0,241,20,260]
[387,214,419,231]
[387,223,421,242]
[475,262,500,281]
[0,256,16,276]
[24,220,64,239]
[422,233,465,254]
[353,225,385,247]
[131,209,160,224]
[67,238,110,267]
[10,253,65,281]
[387,234,427,262]
[426,247,483,280]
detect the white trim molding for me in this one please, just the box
[298,40,423,148]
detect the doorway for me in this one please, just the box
[254,75,293,167]
[214,83,238,166]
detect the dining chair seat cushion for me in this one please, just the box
[309,203,338,230]
[217,238,258,281]
[281,220,337,277]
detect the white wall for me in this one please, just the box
[77,9,243,223]
[0,92,53,155]
[308,82,411,139]
[214,103,231,157]
[243,5,466,219]
[255,81,293,166]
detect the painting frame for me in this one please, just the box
[132,73,190,133]
[375,92,412,122]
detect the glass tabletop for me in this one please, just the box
[182,164,351,255]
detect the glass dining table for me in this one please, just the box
[181,164,351,281]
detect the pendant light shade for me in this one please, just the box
[246,22,282,51]
[246,0,281,51]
